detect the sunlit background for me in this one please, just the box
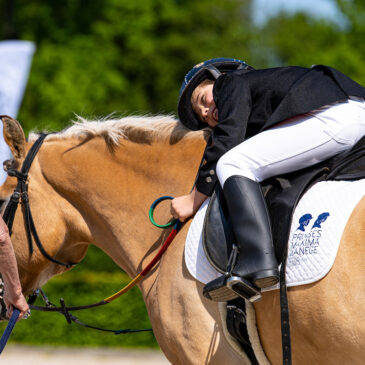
[0,0,363,350]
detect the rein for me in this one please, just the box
[1,134,182,342]
[0,309,20,354]
[28,218,181,327]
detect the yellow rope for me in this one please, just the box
[104,273,144,303]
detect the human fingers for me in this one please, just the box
[7,306,29,321]
[6,294,29,321]
[176,213,186,223]
[22,309,31,320]
[16,297,30,321]
[171,205,188,222]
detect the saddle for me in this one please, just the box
[202,135,365,363]
[203,135,365,270]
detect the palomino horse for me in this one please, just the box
[0,115,364,365]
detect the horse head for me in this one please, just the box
[0,117,91,303]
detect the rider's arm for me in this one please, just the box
[0,217,29,319]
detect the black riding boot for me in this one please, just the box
[203,175,279,302]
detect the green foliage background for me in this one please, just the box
[5,245,158,348]
[0,0,364,348]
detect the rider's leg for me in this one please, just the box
[203,97,365,302]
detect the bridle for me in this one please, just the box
[2,133,182,333]
[3,133,76,268]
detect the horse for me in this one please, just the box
[0,114,364,365]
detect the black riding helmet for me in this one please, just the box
[178,58,254,131]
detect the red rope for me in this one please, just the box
[140,225,180,276]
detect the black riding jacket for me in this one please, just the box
[196,65,365,196]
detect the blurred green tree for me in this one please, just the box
[0,0,253,132]
[252,0,364,85]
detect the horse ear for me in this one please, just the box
[1,115,26,164]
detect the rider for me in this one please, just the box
[171,58,365,302]
[0,216,30,319]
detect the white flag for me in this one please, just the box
[0,40,35,118]
[0,40,35,185]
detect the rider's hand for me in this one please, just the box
[4,285,30,320]
[171,187,208,222]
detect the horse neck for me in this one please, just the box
[37,134,206,277]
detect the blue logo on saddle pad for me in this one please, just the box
[290,212,331,261]
[296,214,313,232]
[296,212,330,232]
[311,212,330,229]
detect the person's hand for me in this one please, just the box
[0,216,30,320]
[171,187,208,222]
[171,194,195,222]
[4,287,30,321]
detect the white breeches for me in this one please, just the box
[217,97,365,186]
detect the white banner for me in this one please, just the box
[0,40,35,118]
[0,40,35,185]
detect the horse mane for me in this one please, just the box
[29,114,209,146]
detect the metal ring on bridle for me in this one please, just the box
[149,196,177,228]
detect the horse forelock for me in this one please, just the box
[28,114,209,146]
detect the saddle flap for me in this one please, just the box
[202,185,235,273]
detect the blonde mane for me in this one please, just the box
[29,114,208,146]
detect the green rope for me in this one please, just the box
[149,196,177,228]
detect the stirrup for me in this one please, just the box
[226,276,262,302]
[203,276,239,302]
[225,244,261,302]
[203,275,262,303]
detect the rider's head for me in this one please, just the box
[178,58,254,131]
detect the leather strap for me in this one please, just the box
[3,134,77,268]
[226,299,259,365]
[280,249,291,365]
[29,295,152,334]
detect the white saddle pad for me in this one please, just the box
[185,180,365,290]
